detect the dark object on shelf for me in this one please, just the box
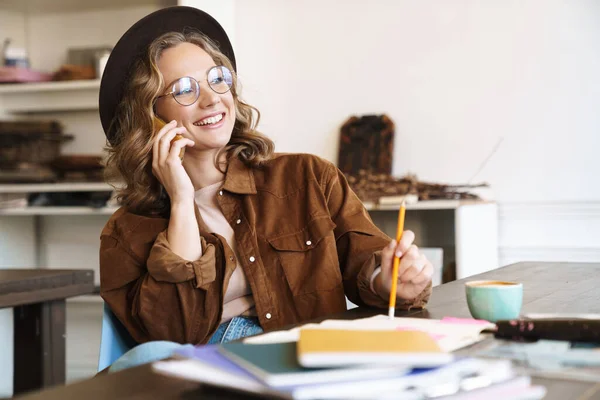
[0,163,57,183]
[55,170,104,182]
[50,155,105,182]
[346,170,487,203]
[53,64,96,81]
[338,114,394,176]
[336,114,487,203]
[29,191,113,208]
[0,120,63,135]
[50,155,103,171]
[0,133,73,166]
[0,120,73,175]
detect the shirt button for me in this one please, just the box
[265,313,272,319]
[249,256,256,262]
[219,190,223,196]
[236,219,241,224]
[229,256,234,262]
[306,240,312,246]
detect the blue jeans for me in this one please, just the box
[108,316,263,372]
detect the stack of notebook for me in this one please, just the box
[153,326,546,399]
[243,315,497,352]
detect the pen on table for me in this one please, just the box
[388,199,406,320]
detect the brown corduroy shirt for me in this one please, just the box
[99,153,431,345]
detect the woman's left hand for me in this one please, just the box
[374,230,434,301]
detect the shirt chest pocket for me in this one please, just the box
[267,217,341,296]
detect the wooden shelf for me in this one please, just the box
[0,206,118,216]
[0,80,100,113]
[0,79,100,94]
[0,182,114,194]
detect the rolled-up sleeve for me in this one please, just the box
[99,230,219,344]
[147,231,216,289]
[322,163,431,310]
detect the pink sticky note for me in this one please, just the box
[441,317,491,326]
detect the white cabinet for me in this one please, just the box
[365,200,499,281]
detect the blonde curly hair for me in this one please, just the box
[104,30,274,216]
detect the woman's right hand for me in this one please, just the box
[151,120,196,204]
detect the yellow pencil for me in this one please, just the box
[388,199,406,319]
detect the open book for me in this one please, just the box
[244,315,495,353]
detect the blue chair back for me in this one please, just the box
[98,303,137,371]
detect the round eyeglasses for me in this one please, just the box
[156,65,234,106]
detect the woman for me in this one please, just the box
[99,6,433,372]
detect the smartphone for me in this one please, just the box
[153,116,185,161]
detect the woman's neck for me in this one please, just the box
[182,149,227,190]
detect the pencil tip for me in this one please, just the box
[401,198,406,207]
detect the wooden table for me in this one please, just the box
[412,261,600,319]
[13,262,600,399]
[0,269,94,395]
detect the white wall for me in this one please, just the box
[179,0,235,49]
[27,6,160,73]
[0,10,26,49]
[232,0,600,266]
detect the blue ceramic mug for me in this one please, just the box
[465,280,523,322]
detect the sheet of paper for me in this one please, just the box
[362,315,495,352]
[243,323,321,344]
